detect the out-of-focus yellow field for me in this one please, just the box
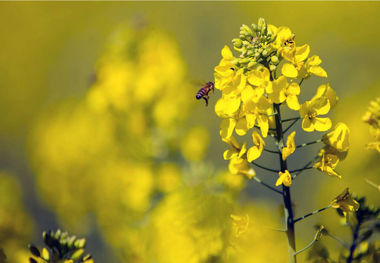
[0,2,379,263]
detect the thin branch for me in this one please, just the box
[282,117,301,123]
[326,233,349,249]
[289,166,313,174]
[299,78,304,86]
[365,178,380,191]
[292,156,318,179]
[296,139,322,149]
[294,205,332,223]
[252,176,282,195]
[251,161,280,173]
[294,234,318,256]
[283,119,299,134]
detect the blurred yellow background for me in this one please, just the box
[0,2,379,262]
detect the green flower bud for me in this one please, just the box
[246,50,254,56]
[254,52,261,59]
[262,50,268,57]
[232,38,243,48]
[269,64,277,71]
[248,61,257,68]
[74,238,86,249]
[257,18,266,33]
[240,24,253,37]
[239,58,250,64]
[251,23,258,32]
[271,55,279,64]
[72,249,85,260]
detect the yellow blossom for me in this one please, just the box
[322,122,350,152]
[298,55,327,79]
[312,83,338,108]
[314,148,341,178]
[247,131,265,162]
[269,76,300,110]
[220,118,236,139]
[248,66,273,93]
[282,131,296,160]
[215,95,241,118]
[300,97,332,132]
[276,170,292,187]
[331,188,359,221]
[214,46,236,90]
[281,44,311,78]
[228,157,255,179]
[223,136,247,160]
[231,214,250,237]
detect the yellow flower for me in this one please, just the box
[282,131,296,160]
[314,148,341,178]
[223,136,247,160]
[272,26,295,55]
[298,55,327,79]
[281,44,311,78]
[220,118,236,140]
[248,66,273,93]
[269,76,300,110]
[247,131,265,162]
[300,97,332,132]
[215,95,241,118]
[331,188,359,221]
[275,170,292,187]
[228,157,255,179]
[231,214,250,237]
[312,83,338,108]
[322,122,350,152]
[214,46,236,90]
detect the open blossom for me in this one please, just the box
[300,97,332,132]
[282,131,296,161]
[322,122,350,152]
[228,157,255,179]
[314,147,341,178]
[269,76,300,110]
[223,136,247,160]
[312,83,338,108]
[331,188,359,221]
[276,170,292,187]
[247,131,265,162]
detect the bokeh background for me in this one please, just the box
[0,2,379,262]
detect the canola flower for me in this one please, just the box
[362,97,380,152]
[29,25,210,261]
[213,18,351,262]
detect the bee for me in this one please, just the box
[196,81,214,106]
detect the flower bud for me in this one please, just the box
[240,24,253,37]
[257,18,266,33]
[271,55,279,64]
[262,50,269,57]
[248,61,257,68]
[251,23,258,32]
[269,64,277,71]
[232,38,243,48]
[239,58,250,64]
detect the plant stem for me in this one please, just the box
[347,221,361,263]
[252,176,282,194]
[293,205,331,223]
[274,103,297,263]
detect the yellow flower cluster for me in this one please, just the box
[362,97,380,152]
[28,26,208,260]
[214,18,349,184]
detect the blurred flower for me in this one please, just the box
[181,126,209,162]
[314,147,341,178]
[330,188,359,221]
[362,97,380,152]
[322,122,350,152]
[230,214,249,237]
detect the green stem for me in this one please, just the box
[293,205,331,223]
[347,221,361,263]
[274,103,297,263]
[252,176,282,195]
[296,139,322,149]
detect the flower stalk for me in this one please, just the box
[273,103,297,263]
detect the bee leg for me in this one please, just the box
[203,96,209,107]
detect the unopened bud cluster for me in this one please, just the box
[28,229,93,263]
[232,18,279,71]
